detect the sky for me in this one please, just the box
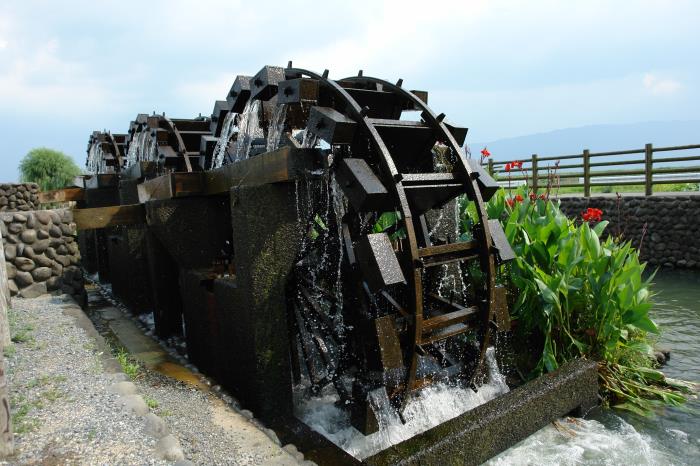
[0,0,698,181]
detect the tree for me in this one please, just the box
[18,148,82,192]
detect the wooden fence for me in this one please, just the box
[484,143,700,196]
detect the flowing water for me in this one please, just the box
[296,347,509,459]
[296,269,699,463]
[488,269,700,465]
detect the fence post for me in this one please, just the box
[487,158,494,176]
[583,149,591,197]
[531,154,538,193]
[645,143,653,196]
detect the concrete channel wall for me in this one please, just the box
[558,193,700,269]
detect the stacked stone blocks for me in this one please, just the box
[0,208,86,303]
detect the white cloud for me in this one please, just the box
[0,38,116,116]
[0,39,7,49]
[643,73,682,95]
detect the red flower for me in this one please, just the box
[529,192,536,201]
[515,194,524,202]
[512,160,523,169]
[481,147,491,158]
[506,198,514,208]
[581,207,603,222]
[538,194,547,200]
[505,163,512,172]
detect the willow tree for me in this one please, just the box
[18,148,82,192]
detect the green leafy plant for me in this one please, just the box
[18,147,82,192]
[462,185,694,414]
[115,347,141,380]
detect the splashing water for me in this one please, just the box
[266,104,288,153]
[233,99,263,162]
[296,347,509,459]
[211,111,237,169]
[301,129,320,149]
[125,129,157,167]
[86,142,106,174]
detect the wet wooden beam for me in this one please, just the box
[84,174,119,189]
[73,204,145,230]
[203,146,323,194]
[137,172,205,202]
[38,187,85,204]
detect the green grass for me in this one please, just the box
[549,182,699,195]
[144,396,159,409]
[115,347,140,380]
[9,309,35,344]
[4,344,15,358]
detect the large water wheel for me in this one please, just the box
[207,65,515,434]
[123,113,213,174]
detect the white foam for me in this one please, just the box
[486,416,674,466]
[296,347,509,459]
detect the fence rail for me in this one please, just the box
[484,143,700,196]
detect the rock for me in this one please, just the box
[32,266,52,281]
[109,381,138,396]
[20,282,47,298]
[46,276,62,291]
[26,214,36,229]
[8,279,18,296]
[35,210,51,225]
[48,210,61,224]
[7,223,22,234]
[4,233,17,244]
[32,239,50,254]
[33,253,53,268]
[12,213,27,223]
[60,223,73,235]
[51,262,63,276]
[21,245,36,258]
[45,247,57,260]
[56,255,71,267]
[283,444,305,462]
[144,413,169,438]
[56,244,69,255]
[49,224,62,238]
[155,435,185,461]
[6,263,16,279]
[15,257,35,272]
[118,394,149,416]
[4,244,15,260]
[37,229,49,240]
[20,229,37,244]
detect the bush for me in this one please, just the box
[18,147,82,192]
[461,187,694,415]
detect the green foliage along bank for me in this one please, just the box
[461,187,695,415]
[18,147,82,192]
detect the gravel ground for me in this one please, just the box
[3,291,309,465]
[3,294,167,465]
[134,371,302,465]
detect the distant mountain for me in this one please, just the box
[468,120,700,161]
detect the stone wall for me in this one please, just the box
[0,183,39,212]
[558,194,700,269]
[0,209,86,304]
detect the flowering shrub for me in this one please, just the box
[460,186,694,415]
[582,207,603,222]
